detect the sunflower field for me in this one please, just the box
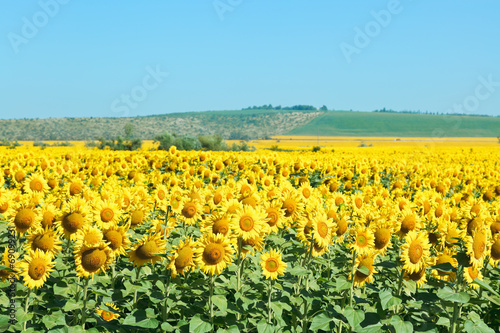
[1,146,499,333]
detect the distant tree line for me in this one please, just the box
[154,131,253,152]
[242,104,327,111]
[373,108,499,117]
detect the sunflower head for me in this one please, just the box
[260,248,287,280]
[194,233,234,275]
[19,249,55,289]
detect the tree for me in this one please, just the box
[320,105,328,111]
[124,123,134,139]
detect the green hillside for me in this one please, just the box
[288,111,500,137]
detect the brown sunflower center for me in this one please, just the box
[473,232,486,259]
[302,188,311,199]
[374,228,391,249]
[62,213,85,233]
[157,190,166,200]
[14,208,35,230]
[130,210,144,226]
[317,221,329,238]
[467,217,482,236]
[355,198,363,209]
[28,258,46,280]
[408,267,425,281]
[336,218,348,236]
[175,246,193,270]
[69,182,82,196]
[101,311,114,321]
[182,202,197,218]
[30,179,44,192]
[490,239,500,260]
[239,215,255,232]
[435,206,443,218]
[409,242,423,264]
[335,196,344,206]
[282,198,296,217]
[100,208,115,222]
[15,170,25,183]
[265,258,279,272]
[0,202,9,214]
[356,234,368,247]
[213,192,223,205]
[32,234,54,252]
[401,215,416,234]
[266,209,279,227]
[212,218,229,235]
[81,248,107,272]
[104,230,123,250]
[41,211,55,228]
[467,266,479,280]
[203,243,225,265]
[136,241,159,260]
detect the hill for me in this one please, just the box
[0,110,322,141]
[288,111,500,137]
[0,110,498,141]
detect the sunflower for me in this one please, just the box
[167,237,196,278]
[19,249,55,289]
[396,208,423,237]
[311,212,333,248]
[102,225,130,257]
[23,173,49,195]
[39,203,59,229]
[75,242,113,279]
[92,198,121,229]
[9,204,41,235]
[352,252,377,287]
[230,205,268,241]
[127,203,150,229]
[443,221,466,249]
[332,214,350,243]
[202,213,231,237]
[0,248,18,282]
[74,225,105,252]
[263,201,285,234]
[351,227,374,255]
[221,198,243,217]
[403,266,427,288]
[56,197,90,241]
[64,177,86,197]
[432,250,458,282]
[373,226,393,255]
[463,264,483,288]
[401,231,431,274]
[179,198,203,226]
[465,226,488,269]
[260,249,287,280]
[128,233,166,267]
[280,190,304,225]
[194,233,234,275]
[96,302,120,321]
[239,233,266,258]
[24,227,63,258]
[490,236,500,266]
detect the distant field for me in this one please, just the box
[287,111,500,137]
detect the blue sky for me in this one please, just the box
[1,0,499,119]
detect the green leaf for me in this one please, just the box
[335,276,351,292]
[379,289,401,311]
[437,287,470,303]
[288,266,309,276]
[256,320,275,333]
[464,320,495,333]
[344,306,364,329]
[63,299,81,312]
[189,314,212,333]
[436,317,450,328]
[42,311,67,329]
[473,278,500,297]
[212,295,227,313]
[390,315,413,333]
[357,266,369,275]
[161,322,176,332]
[122,315,159,329]
[430,262,456,273]
[309,312,333,331]
[0,264,14,272]
[217,326,240,333]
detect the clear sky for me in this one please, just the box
[1,0,499,119]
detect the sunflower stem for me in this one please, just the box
[349,250,357,308]
[133,266,142,308]
[81,278,90,328]
[162,269,171,322]
[395,267,405,314]
[209,274,214,328]
[236,238,243,320]
[267,279,273,324]
[23,288,31,331]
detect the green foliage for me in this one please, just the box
[312,146,321,152]
[97,137,142,151]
